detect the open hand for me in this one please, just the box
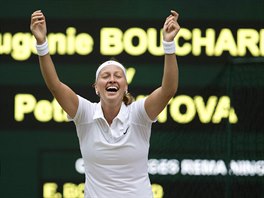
[163,10,180,42]
[30,10,47,44]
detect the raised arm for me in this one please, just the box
[30,10,78,118]
[145,10,180,120]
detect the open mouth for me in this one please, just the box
[106,86,119,92]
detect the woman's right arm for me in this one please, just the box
[30,10,78,118]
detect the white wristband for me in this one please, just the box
[163,40,175,54]
[36,39,49,56]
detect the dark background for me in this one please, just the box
[0,0,264,197]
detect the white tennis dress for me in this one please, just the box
[70,95,154,198]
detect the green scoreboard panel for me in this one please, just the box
[1,0,264,197]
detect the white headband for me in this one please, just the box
[96,60,127,81]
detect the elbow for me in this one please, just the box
[172,86,178,96]
[169,87,178,98]
[162,75,179,98]
[47,81,62,95]
[167,81,178,97]
[162,86,178,100]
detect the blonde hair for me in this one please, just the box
[94,58,134,105]
[123,92,135,106]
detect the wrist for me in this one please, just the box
[36,38,49,56]
[36,39,46,45]
[163,40,175,54]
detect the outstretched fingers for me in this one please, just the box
[163,10,180,41]
[31,11,45,23]
[164,10,179,26]
[166,20,176,32]
[30,10,47,43]
[170,10,179,20]
[164,17,177,31]
[31,11,45,29]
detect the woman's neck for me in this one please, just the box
[101,102,122,125]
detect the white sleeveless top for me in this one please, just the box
[70,95,154,198]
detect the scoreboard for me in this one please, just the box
[0,0,264,197]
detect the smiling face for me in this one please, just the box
[95,64,128,106]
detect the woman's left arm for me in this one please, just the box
[145,10,180,120]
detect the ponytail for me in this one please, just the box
[123,92,135,105]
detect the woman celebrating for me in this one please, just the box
[30,10,180,198]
